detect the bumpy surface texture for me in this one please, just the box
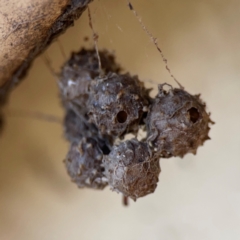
[64,109,112,153]
[103,139,161,200]
[63,108,98,142]
[61,49,213,202]
[58,48,121,113]
[147,84,213,158]
[65,138,108,189]
[88,73,149,138]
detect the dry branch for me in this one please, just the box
[0,0,93,107]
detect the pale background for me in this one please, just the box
[1,0,240,239]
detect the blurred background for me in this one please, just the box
[1,0,240,239]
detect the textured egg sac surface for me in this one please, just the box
[65,137,108,190]
[147,84,213,158]
[103,139,161,200]
[88,73,149,138]
[64,108,112,153]
[63,108,98,142]
[58,48,121,114]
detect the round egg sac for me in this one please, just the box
[65,137,108,190]
[58,48,121,114]
[88,73,150,138]
[103,139,161,201]
[147,84,213,158]
[63,108,99,143]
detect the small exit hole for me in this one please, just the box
[101,145,111,155]
[188,107,200,123]
[116,111,128,123]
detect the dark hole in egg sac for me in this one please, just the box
[116,111,128,123]
[101,144,111,155]
[188,107,200,123]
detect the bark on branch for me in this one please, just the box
[0,0,93,108]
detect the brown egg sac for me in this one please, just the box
[88,73,150,138]
[65,137,108,190]
[58,48,121,114]
[147,84,213,158]
[64,109,113,154]
[59,47,214,202]
[103,139,161,201]
[63,108,97,142]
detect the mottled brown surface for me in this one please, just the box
[59,48,121,114]
[103,139,160,200]
[65,138,108,189]
[89,73,149,138]
[147,84,213,158]
[63,108,98,142]
[0,0,92,105]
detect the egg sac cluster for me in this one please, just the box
[59,48,213,201]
